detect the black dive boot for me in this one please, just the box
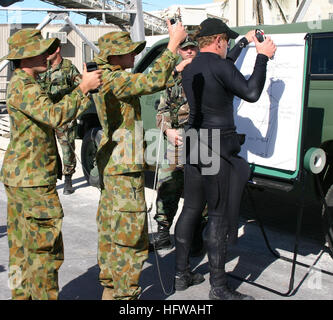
[174,270,205,291]
[205,217,254,300]
[149,225,172,251]
[63,174,74,195]
[209,285,254,300]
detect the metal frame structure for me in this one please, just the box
[40,0,168,35]
[0,0,151,72]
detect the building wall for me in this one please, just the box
[0,26,11,103]
[215,0,298,26]
[302,0,333,22]
[40,24,121,73]
[213,0,333,26]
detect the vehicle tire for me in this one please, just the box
[81,127,102,188]
[322,184,333,256]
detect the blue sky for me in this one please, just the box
[0,0,213,24]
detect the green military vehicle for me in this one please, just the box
[77,19,333,257]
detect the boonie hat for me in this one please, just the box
[179,35,198,49]
[0,28,60,62]
[196,18,239,39]
[95,31,146,64]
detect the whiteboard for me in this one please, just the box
[234,33,306,172]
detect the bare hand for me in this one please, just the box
[245,30,256,43]
[79,63,103,95]
[175,58,193,73]
[253,35,276,59]
[167,19,187,54]
[166,128,183,146]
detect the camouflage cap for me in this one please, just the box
[96,31,146,63]
[0,28,60,62]
[179,35,198,49]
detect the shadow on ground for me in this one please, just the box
[59,265,102,300]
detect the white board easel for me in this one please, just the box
[234,33,306,172]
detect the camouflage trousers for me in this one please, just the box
[155,164,185,228]
[55,120,77,176]
[5,185,64,300]
[96,172,148,300]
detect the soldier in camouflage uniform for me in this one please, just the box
[38,44,82,195]
[0,29,102,300]
[92,21,187,300]
[152,38,208,255]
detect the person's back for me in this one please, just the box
[175,18,276,300]
[0,28,101,300]
[92,22,187,300]
[183,51,269,130]
[182,53,236,130]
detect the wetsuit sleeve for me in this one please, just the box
[227,37,249,63]
[219,54,268,102]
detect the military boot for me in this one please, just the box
[63,174,74,195]
[209,285,254,300]
[149,225,172,251]
[174,270,205,291]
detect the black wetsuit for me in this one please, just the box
[175,44,268,287]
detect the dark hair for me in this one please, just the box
[11,59,20,69]
[47,39,61,55]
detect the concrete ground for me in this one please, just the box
[0,137,333,301]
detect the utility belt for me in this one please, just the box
[183,126,246,145]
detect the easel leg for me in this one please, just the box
[244,184,305,296]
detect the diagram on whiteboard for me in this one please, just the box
[234,33,306,172]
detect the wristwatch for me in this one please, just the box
[238,37,249,48]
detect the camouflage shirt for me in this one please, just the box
[0,68,91,187]
[155,74,189,166]
[156,74,189,133]
[93,48,178,178]
[38,58,82,103]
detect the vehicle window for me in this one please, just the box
[310,37,333,75]
[134,43,167,74]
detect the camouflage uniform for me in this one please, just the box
[93,31,178,300]
[0,29,92,300]
[39,59,82,176]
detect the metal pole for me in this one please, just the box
[128,0,146,61]
[0,7,136,14]
[102,0,106,25]
[292,0,312,23]
[64,14,100,54]
[36,12,54,30]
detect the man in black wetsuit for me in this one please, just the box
[174,18,276,300]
